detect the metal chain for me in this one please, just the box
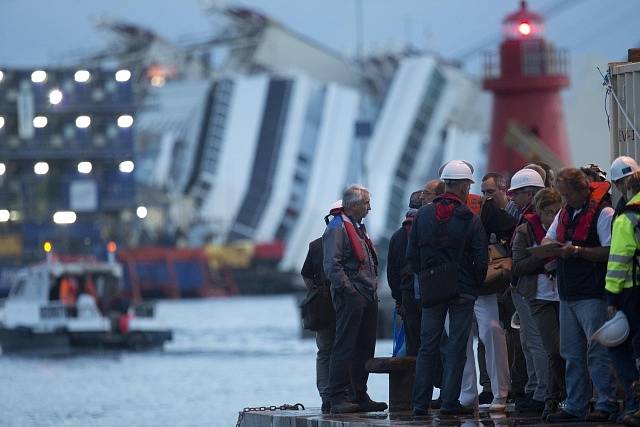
[235,403,305,427]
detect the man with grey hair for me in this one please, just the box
[323,184,387,414]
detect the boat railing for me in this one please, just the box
[40,303,77,320]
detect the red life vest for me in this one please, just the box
[466,194,482,215]
[523,212,546,245]
[330,207,377,266]
[556,182,610,244]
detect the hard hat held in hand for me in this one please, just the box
[610,156,639,182]
[591,310,629,347]
[439,160,474,182]
[508,168,545,193]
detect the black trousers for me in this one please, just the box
[327,288,378,403]
[401,290,422,357]
[500,289,528,397]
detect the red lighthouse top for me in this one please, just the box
[503,1,544,39]
[484,0,568,93]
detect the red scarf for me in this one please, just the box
[435,192,462,221]
[523,212,546,244]
[556,182,610,243]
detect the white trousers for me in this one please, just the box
[459,294,510,405]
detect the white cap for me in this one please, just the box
[508,168,545,193]
[592,310,630,347]
[610,156,639,182]
[439,160,474,183]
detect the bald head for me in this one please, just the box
[422,180,445,204]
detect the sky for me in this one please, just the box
[0,0,637,77]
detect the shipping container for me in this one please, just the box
[609,52,640,164]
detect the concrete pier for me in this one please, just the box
[237,405,618,426]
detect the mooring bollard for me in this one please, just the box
[365,356,416,412]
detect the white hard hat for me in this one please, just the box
[439,160,474,183]
[610,156,639,182]
[508,168,545,193]
[591,310,629,347]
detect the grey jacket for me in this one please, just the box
[322,215,378,301]
[511,222,545,300]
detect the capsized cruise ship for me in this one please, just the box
[127,6,490,280]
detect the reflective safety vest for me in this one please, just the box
[605,192,640,294]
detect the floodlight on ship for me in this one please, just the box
[117,115,133,128]
[34,162,49,175]
[75,115,91,128]
[31,70,47,83]
[33,116,48,128]
[119,160,134,173]
[49,89,63,105]
[53,211,77,225]
[115,69,131,82]
[0,210,9,222]
[74,70,91,83]
[77,161,92,174]
[136,206,148,219]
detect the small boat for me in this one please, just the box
[0,259,172,355]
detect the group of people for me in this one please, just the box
[301,156,640,425]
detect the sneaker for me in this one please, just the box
[330,401,360,414]
[439,404,475,416]
[515,397,545,413]
[585,409,612,422]
[542,400,559,421]
[321,401,331,413]
[546,409,583,423]
[479,390,494,405]
[355,397,387,412]
[490,397,507,412]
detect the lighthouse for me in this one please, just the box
[484,0,570,175]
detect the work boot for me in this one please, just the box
[440,403,475,416]
[546,409,584,423]
[515,397,544,413]
[330,401,360,414]
[479,390,494,405]
[430,397,442,409]
[355,396,387,412]
[542,400,559,421]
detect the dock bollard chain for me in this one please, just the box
[235,403,305,427]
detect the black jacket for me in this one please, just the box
[407,194,488,298]
[387,225,412,304]
[301,238,328,288]
[480,197,518,243]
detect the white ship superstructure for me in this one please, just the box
[131,7,488,274]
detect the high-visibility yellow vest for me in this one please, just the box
[606,192,640,294]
